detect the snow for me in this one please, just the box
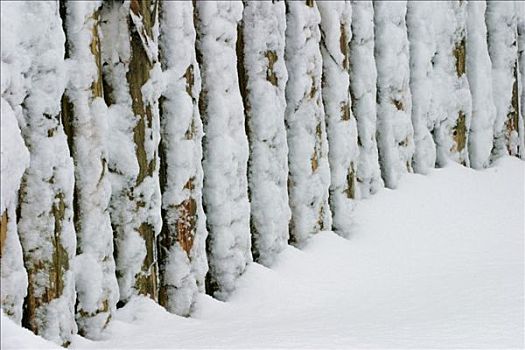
[374,1,415,188]
[486,1,519,159]
[285,1,332,244]
[99,0,163,303]
[519,1,525,159]
[1,311,60,350]
[0,4,31,317]
[0,100,29,215]
[195,1,252,300]
[466,1,497,169]
[6,1,77,344]
[349,1,383,198]
[0,99,29,324]
[406,2,437,174]
[157,0,208,316]
[241,1,290,266]
[0,0,30,327]
[5,157,517,349]
[318,1,360,237]
[430,2,472,167]
[61,1,119,338]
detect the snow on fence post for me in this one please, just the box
[518,1,525,159]
[238,1,290,266]
[373,1,415,189]
[0,99,29,325]
[318,1,359,237]
[194,1,252,300]
[0,2,31,326]
[157,1,208,316]
[59,1,119,338]
[466,1,497,169]
[429,1,472,168]
[406,2,437,174]
[285,0,332,245]
[12,1,77,345]
[486,1,521,159]
[349,0,383,197]
[450,0,471,166]
[99,0,162,304]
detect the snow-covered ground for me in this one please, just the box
[2,157,523,349]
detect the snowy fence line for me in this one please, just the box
[0,0,523,346]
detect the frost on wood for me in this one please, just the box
[157,1,208,316]
[194,1,252,300]
[318,1,359,237]
[430,1,472,167]
[466,1,497,169]
[406,2,437,174]
[285,0,331,245]
[100,0,162,304]
[60,1,119,338]
[486,1,521,159]
[10,1,77,345]
[374,1,415,189]
[349,1,383,197]
[239,1,290,266]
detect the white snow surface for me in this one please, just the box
[5,157,522,349]
[1,311,60,350]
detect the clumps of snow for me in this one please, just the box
[99,0,162,303]
[241,1,290,266]
[8,1,77,345]
[285,1,332,245]
[194,1,252,300]
[349,1,384,198]
[518,1,525,159]
[374,1,415,188]
[0,5,31,322]
[0,100,29,324]
[466,1,497,169]
[318,1,359,237]
[0,99,29,216]
[406,2,437,174]
[56,158,525,349]
[0,0,31,327]
[61,1,119,339]
[486,1,520,159]
[430,2,472,167]
[157,0,208,316]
